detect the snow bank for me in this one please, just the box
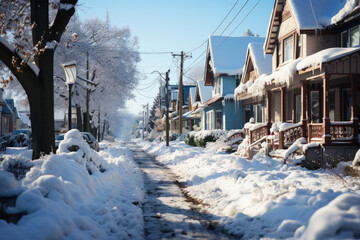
[299,193,360,240]
[135,138,360,239]
[0,133,144,240]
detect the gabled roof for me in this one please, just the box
[195,80,212,104]
[204,36,264,85]
[189,87,197,106]
[264,0,357,54]
[248,43,272,77]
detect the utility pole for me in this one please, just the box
[172,51,191,134]
[142,110,145,139]
[165,70,170,146]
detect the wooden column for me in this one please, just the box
[322,75,331,144]
[266,90,272,134]
[351,75,358,144]
[281,87,287,123]
[301,82,308,139]
[292,90,296,123]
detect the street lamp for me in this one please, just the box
[62,61,77,130]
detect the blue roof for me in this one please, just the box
[2,99,16,115]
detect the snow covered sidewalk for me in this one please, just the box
[127,142,234,240]
[135,138,360,239]
[0,131,144,240]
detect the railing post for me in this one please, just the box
[308,124,312,143]
[281,87,286,123]
[267,91,272,135]
[279,131,284,149]
[351,75,359,144]
[322,75,331,144]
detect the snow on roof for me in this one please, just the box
[248,43,272,76]
[331,0,359,24]
[189,87,196,105]
[18,111,31,127]
[247,46,360,96]
[209,36,265,75]
[288,0,354,30]
[197,80,212,103]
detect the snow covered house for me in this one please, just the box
[203,35,264,130]
[239,0,360,168]
[234,42,272,125]
[190,80,212,130]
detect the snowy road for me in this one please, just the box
[128,143,235,240]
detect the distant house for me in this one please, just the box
[203,35,264,130]
[190,80,212,130]
[1,99,18,134]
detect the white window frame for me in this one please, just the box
[206,110,214,130]
[213,77,222,96]
[283,35,294,63]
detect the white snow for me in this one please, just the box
[247,47,360,96]
[331,0,359,25]
[248,42,272,76]
[208,36,264,75]
[135,138,360,239]
[197,80,213,103]
[0,131,144,240]
[288,0,349,30]
[60,3,75,11]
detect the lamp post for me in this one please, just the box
[62,61,77,130]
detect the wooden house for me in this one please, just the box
[203,35,264,130]
[236,0,360,168]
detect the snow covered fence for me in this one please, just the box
[0,130,144,239]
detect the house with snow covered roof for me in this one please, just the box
[240,0,360,168]
[203,35,264,130]
[234,42,272,125]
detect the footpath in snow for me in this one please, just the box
[134,138,360,240]
[127,142,235,240]
[0,130,144,240]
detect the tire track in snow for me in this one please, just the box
[128,143,236,240]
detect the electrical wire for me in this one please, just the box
[135,89,156,99]
[219,0,250,36]
[139,51,173,55]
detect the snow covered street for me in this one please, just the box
[127,142,234,240]
[135,139,360,239]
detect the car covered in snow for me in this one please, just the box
[55,132,99,152]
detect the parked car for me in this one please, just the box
[13,129,32,136]
[55,132,99,152]
[81,132,99,152]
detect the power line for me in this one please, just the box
[212,0,240,35]
[219,0,250,36]
[139,51,173,55]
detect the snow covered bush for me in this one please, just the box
[56,129,108,174]
[352,149,360,166]
[1,155,34,180]
[184,130,228,148]
[0,133,32,151]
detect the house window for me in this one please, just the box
[206,111,214,130]
[277,41,282,67]
[214,77,222,95]
[286,91,293,121]
[311,91,320,123]
[341,31,348,47]
[215,110,223,129]
[244,105,253,123]
[329,89,335,121]
[253,104,262,123]
[284,35,294,62]
[350,26,359,47]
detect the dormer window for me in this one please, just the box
[214,77,221,95]
[283,35,293,62]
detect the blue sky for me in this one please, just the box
[78,0,274,115]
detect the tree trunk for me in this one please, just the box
[28,50,55,159]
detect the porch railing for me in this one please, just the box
[330,122,353,143]
[308,123,323,142]
[248,124,268,144]
[278,123,303,149]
